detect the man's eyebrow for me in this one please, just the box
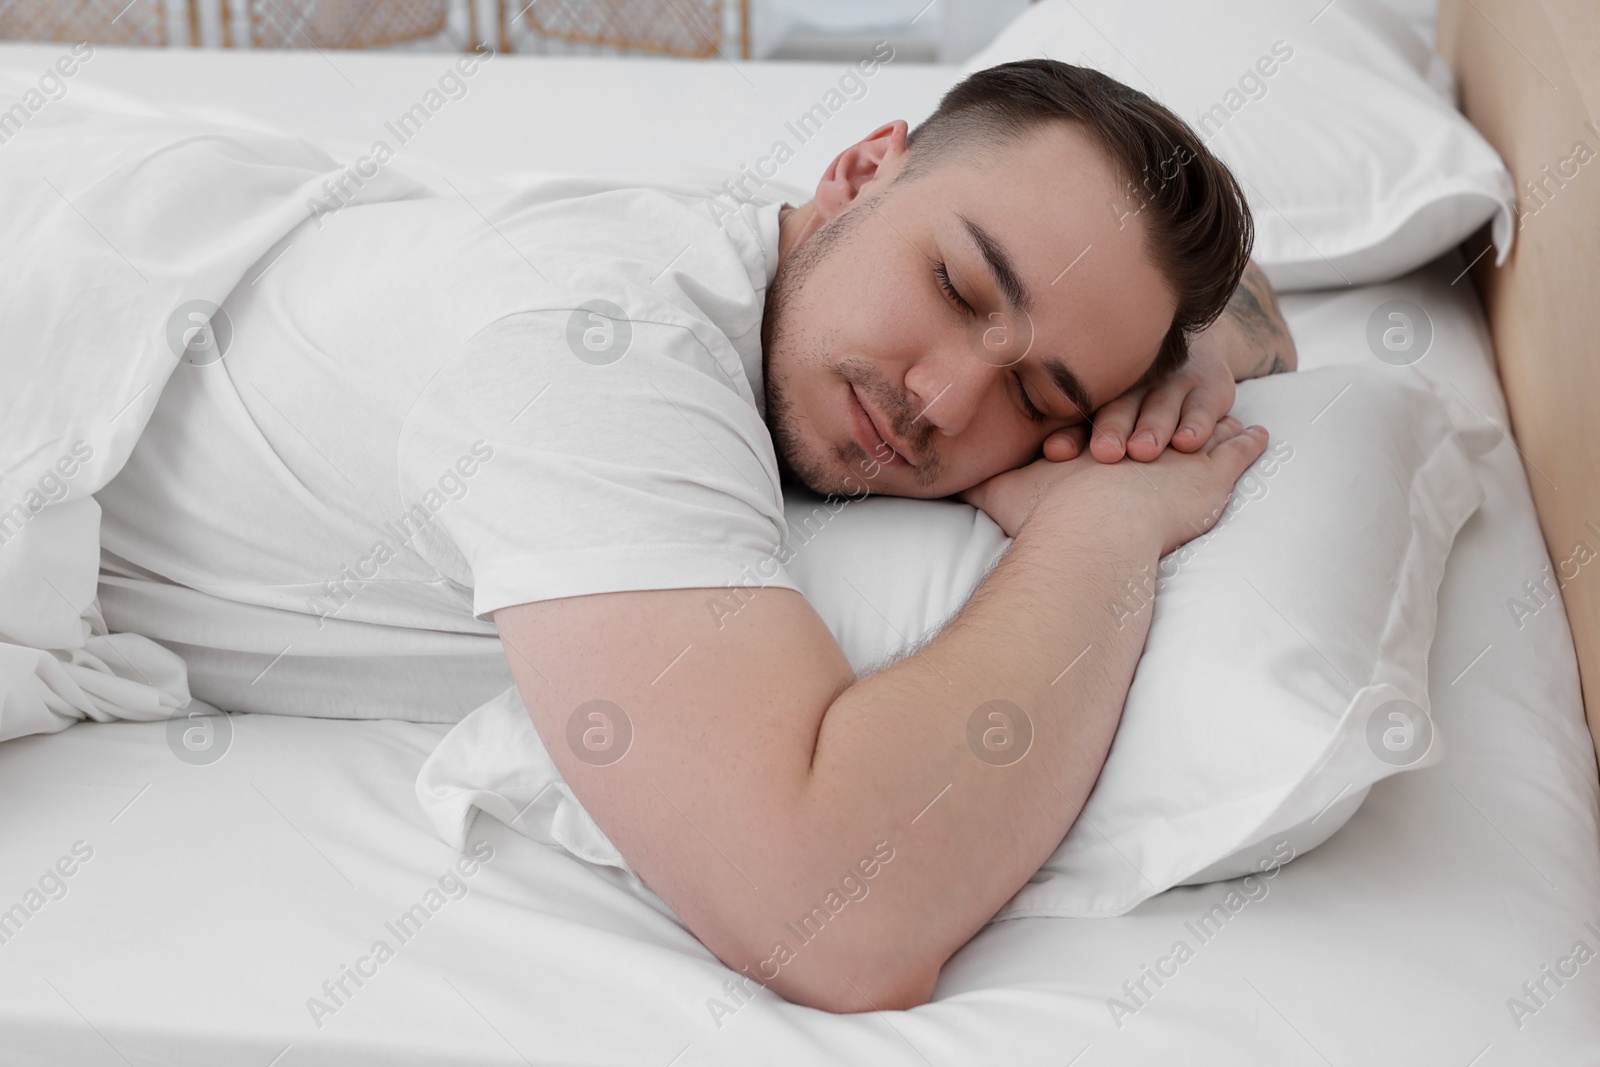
[1041,354,1095,422]
[955,214,1093,421]
[957,214,1032,317]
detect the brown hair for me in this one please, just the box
[895,58,1254,387]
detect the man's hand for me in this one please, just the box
[1084,343,1236,463]
[963,415,1269,551]
[1061,259,1296,465]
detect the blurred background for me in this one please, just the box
[0,0,1034,63]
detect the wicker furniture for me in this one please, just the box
[0,0,750,56]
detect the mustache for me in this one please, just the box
[839,360,936,470]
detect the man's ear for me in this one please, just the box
[812,120,910,224]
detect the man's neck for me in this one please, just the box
[777,201,815,268]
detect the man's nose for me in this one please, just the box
[903,331,1004,438]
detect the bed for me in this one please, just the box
[2,5,1598,1064]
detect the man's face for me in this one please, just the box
[762,121,1177,499]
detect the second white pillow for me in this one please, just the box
[960,0,1515,291]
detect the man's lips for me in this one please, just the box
[848,384,909,468]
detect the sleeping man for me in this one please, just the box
[87,59,1296,1010]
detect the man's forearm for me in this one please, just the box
[750,488,1162,1010]
[1206,259,1297,381]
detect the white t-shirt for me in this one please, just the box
[95,176,801,722]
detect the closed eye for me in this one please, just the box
[934,260,974,317]
[1013,373,1048,424]
[937,260,1046,424]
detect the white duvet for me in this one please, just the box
[0,108,429,742]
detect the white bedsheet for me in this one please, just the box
[1,43,1597,1066]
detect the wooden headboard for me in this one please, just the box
[1435,0,1600,771]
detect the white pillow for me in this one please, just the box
[780,364,1484,917]
[416,363,1485,919]
[961,0,1514,292]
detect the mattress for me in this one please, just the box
[1,43,1597,1066]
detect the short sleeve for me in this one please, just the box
[396,309,800,620]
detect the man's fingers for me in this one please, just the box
[1125,384,1188,462]
[1042,424,1091,462]
[1089,390,1146,463]
[1198,415,1244,454]
[1212,423,1269,473]
[1170,389,1226,453]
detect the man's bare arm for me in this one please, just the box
[1196,258,1297,381]
[494,422,1267,1013]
